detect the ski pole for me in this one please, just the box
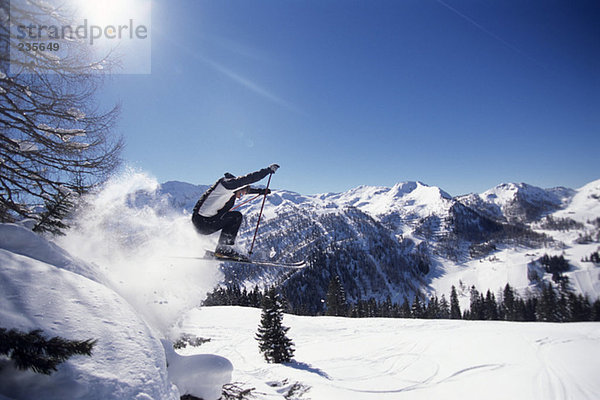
[230,193,261,211]
[249,172,272,255]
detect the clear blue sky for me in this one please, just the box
[99,0,599,196]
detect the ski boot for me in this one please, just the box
[214,244,250,262]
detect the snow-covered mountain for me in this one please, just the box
[554,179,600,223]
[157,178,600,311]
[158,181,209,212]
[458,182,574,223]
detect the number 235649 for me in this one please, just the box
[17,42,60,52]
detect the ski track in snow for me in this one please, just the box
[173,306,600,400]
[531,332,599,400]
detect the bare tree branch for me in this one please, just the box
[0,0,124,231]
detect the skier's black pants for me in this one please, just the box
[192,211,243,246]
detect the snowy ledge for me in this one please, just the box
[0,223,231,400]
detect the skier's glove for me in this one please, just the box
[248,188,271,195]
[268,164,280,174]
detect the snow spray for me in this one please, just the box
[56,168,222,334]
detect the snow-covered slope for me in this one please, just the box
[0,223,179,400]
[0,222,104,284]
[0,172,235,400]
[317,181,453,218]
[458,182,574,223]
[158,181,209,212]
[175,306,600,400]
[554,179,600,223]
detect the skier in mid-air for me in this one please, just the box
[191,164,279,261]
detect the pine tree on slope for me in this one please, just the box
[450,286,461,319]
[439,294,451,319]
[501,284,516,321]
[469,286,484,320]
[411,294,424,318]
[484,290,499,320]
[537,282,558,322]
[325,275,348,317]
[255,288,295,363]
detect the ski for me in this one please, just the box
[184,250,307,269]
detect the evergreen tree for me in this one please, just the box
[239,287,250,307]
[0,328,96,375]
[381,295,393,318]
[249,285,264,308]
[591,299,600,321]
[355,298,368,318]
[400,296,412,318]
[539,254,570,282]
[556,286,570,322]
[469,286,484,320]
[255,288,295,363]
[438,294,450,319]
[537,282,558,322]
[367,298,379,317]
[523,297,538,322]
[450,285,461,319]
[325,276,348,317]
[425,295,438,319]
[483,290,499,320]
[513,297,527,322]
[390,301,401,318]
[411,294,424,318]
[501,284,516,321]
[568,292,592,322]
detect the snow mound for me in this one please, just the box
[0,220,233,400]
[0,229,178,400]
[0,223,103,284]
[162,340,232,400]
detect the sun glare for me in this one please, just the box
[71,0,150,27]
[63,0,152,73]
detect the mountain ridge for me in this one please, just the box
[153,178,600,312]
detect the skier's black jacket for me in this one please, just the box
[192,168,271,220]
